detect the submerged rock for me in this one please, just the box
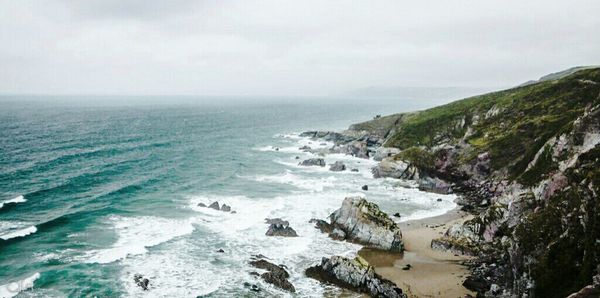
[329,161,346,171]
[306,255,406,298]
[250,258,295,292]
[329,197,403,252]
[133,274,150,291]
[265,218,298,237]
[299,158,326,167]
[197,202,207,207]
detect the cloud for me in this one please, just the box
[0,0,598,96]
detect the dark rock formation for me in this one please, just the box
[306,255,406,298]
[208,201,220,210]
[197,202,206,207]
[221,204,231,212]
[250,258,295,293]
[309,218,333,234]
[265,218,298,237]
[299,158,326,167]
[329,161,346,171]
[361,185,368,191]
[133,274,150,291]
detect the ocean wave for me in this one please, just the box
[83,216,195,264]
[0,272,41,298]
[0,195,26,210]
[0,225,37,241]
[249,171,338,192]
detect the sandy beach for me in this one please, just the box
[359,209,474,298]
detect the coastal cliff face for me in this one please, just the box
[347,67,600,297]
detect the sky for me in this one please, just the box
[0,0,599,97]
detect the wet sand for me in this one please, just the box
[359,209,474,298]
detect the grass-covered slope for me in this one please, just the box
[382,67,600,182]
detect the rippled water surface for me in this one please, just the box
[0,99,456,297]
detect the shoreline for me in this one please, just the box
[359,208,474,298]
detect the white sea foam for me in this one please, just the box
[84,216,195,264]
[0,225,37,240]
[0,195,26,209]
[0,272,40,298]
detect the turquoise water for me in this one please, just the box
[0,99,457,297]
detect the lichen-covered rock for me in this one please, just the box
[371,158,418,180]
[329,161,346,171]
[306,255,406,298]
[329,197,403,252]
[299,158,326,167]
[373,147,401,161]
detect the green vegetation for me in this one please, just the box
[394,147,435,172]
[383,68,600,182]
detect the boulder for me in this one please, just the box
[373,147,401,161]
[331,141,369,159]
[133,274,150,291]
[208,201,220,210]
[221,204,231,212]
[329,161,346,171]
[361,185,368,191]
[265,218,298,237]
[351,168,359,172]
[418,176,452,194]
[299,145,312,151]
[197,203,207,207]
[372,158,418,179]
[306,255,406,298]
[329,197,403,252]
[299,158,326,167]
[250,258,295,293]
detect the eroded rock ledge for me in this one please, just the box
[306,255,407,298]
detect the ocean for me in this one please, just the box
[0,97,458,297]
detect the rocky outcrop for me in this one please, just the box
[249,257,296,293]
[331,141,369,159]
[567,266,600,298]
[431,221,481,256]
[133,274,150,291]
[372,147,401,161]
[327,197,403,252]
[299,158,326,167]
[306,255,406,298]
[309,218,333,234]
[265,218,298,237]
[371,158,418,180]
[208,201,220,210]
[329,161,346,171]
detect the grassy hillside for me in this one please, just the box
[381,67,600,182]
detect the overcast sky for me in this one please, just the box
[0,0,599,96]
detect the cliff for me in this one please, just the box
[348,67,600,297]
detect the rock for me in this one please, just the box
[417,176,452,194]
[299,145,312,151]
[372,159,418,180]
[230,211,237,214]
[329,197,404,252]
[309,218,333,234]
[133,274,149,291]
[306,256,406,298]
[197,203,207,207]
[216,249,225,253]
[208,201,220,210]
[463,275,490,293]
[243,282,261,292]
[329,161,346,171]
[393,213,401,218]
[436,198,442,202]
[275,147,279,151]
[295,156,300,159]
[373,147,401,161]
[250,258,295,293]
[430,222,481,256]
[361,185,368,191]
[351,168,359,172]
[567,266,600,298]
[331,141,369,158]
[402,264,412,270]
[221,204,231,212]
[299,158,326,167]
[265,218,298,237]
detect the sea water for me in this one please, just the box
[0,98,457,297]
